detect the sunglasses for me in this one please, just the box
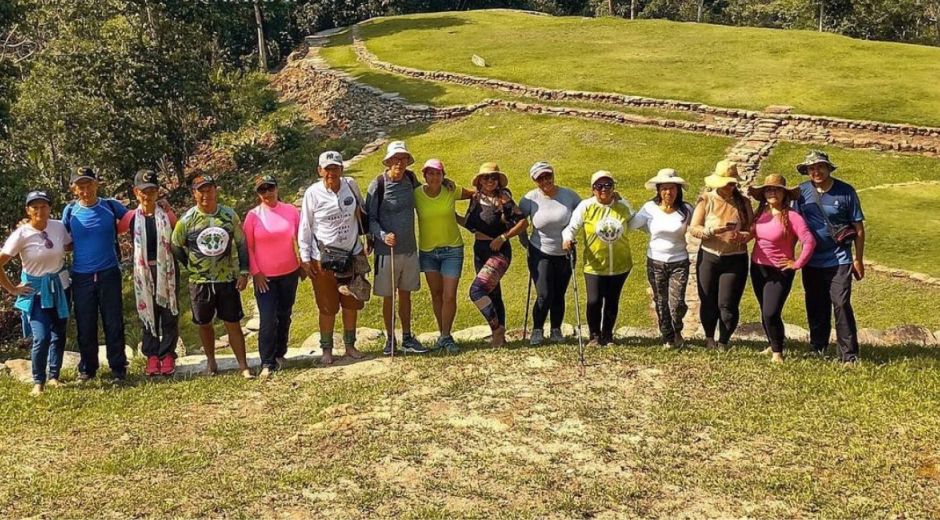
[40,230,53,249]
[535,172,554,182]
[256,184,276,194]
[593,181,614,191]
[483,173,501,182]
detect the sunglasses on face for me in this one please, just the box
[593,181,614,191]
[257,184,276,194]
[483,173,500,182]
[536,173,554,182]
[40,230,53,249]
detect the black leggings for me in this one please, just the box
[527,245,573,330]
[750,262,795,353]
[584,271,629,339]
[696,251,748,344]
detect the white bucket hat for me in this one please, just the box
[318,150,344,169]
[644,168,689,191]
[590,170,615,186]
[382,141,415,167]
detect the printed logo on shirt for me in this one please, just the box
[196,226,230,257]
[343,196,354,206]
[595,216,624,243]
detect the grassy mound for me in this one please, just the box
[355,10,940,126]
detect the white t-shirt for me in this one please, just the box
[1,220,72,288]
[298,178,364,262]
[629,201,692,263]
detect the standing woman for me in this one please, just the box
[749,174,816,363]
[0,191,71,395]
[562,171,635,347]
[519,161,581,345]
[629,168,694,349]
[463,163,527,347]
[243,174,301,379]
[414,159,472,354]
[689,160,754,349]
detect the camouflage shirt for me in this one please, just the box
[171,205,249,283]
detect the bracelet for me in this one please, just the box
[500,234,508,241]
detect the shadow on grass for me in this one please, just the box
[353,15,470,41]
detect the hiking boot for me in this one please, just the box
[549,328,564,343]
[145,356,160,377]
[159,356,176,376]
[401,335,429,354]
[438,335,459,355]
[529,329,544,346]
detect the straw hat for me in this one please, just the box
[703,160,741,189]
[644,168,688,191]
[472,162,508,189]
[796,150,837,175]
[748,173,800,203]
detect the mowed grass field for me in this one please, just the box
[355,10,940,125]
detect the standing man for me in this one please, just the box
[365,141,429,356]
[118,170,180,377]
[795,151,865,363]
[62,167,129,382]
[172,175,254,378]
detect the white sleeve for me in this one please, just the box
[298,188,320,262]
[562,200,588,242]
[1,228,23,257]
[628,203,652,231]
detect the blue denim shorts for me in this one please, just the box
[419,246,464,279]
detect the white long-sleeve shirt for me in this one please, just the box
[628,201,693,263]
[298,178,363,262]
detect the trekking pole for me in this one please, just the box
[569,248,586,369]
[390,246,397,359]
[523,251,533,341]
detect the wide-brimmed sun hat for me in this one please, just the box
[382,141,415,167]
[704,160,741,189]
[421,158,445,175]
[472,162,508,189]
[796,150,837,175]
[748,173,800,203]
[644,168,688,191]
[529,161,554,181]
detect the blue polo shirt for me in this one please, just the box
[795,179,864,268]
[63,198,128,274]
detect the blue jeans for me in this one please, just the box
[254,271,299,369]
[419,246,464,279]
[28,294,68,384]
[72,266,127,377]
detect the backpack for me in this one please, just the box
[62,198,124,262]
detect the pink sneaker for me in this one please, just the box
[145,356,160,377]
[159,356,176,376]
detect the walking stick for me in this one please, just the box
[569,248,586,368]
[523,248,533,341]
[390,245,397,359]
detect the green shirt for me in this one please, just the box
[414,186,463,251]
[562,197,634,276]
[171,205,249,283]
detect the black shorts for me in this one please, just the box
[189,282,244,325]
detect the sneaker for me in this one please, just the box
[383,338,399,357]
[600,334,615,346]
[810,347,828,358]
[586,335,602,348]
[439,335,460,355]
[46,378,61,388]
[705,338,718,350]
[30,384,43,396]
[549,328,564,343]
[77,372,93,382]
[674,333,685,349]
[259,366,273,379]
[529,329,544,346]
[111,372,127,383]
[159,356,176,376]
[145,356,160,377]
[401,335,429,354]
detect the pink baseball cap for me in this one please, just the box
[421,158,445,174]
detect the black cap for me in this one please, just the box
[191,174,216,190]
[70,166,97,185]
[254,174,277,191]
[25,190,52,205]
[134,169,160,190]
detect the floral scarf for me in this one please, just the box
[133,207,178,335]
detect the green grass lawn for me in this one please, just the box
[356,10,940,126]
[2,342,939,517]
[320,29,701,121]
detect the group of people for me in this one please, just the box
[0,140,865,395]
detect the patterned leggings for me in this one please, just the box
[646,258,690,344]
[470,240,511,330]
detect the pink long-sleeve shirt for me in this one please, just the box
[751,210,816,269]
[243,201,301,277]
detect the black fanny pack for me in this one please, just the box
[320,245,353,273]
